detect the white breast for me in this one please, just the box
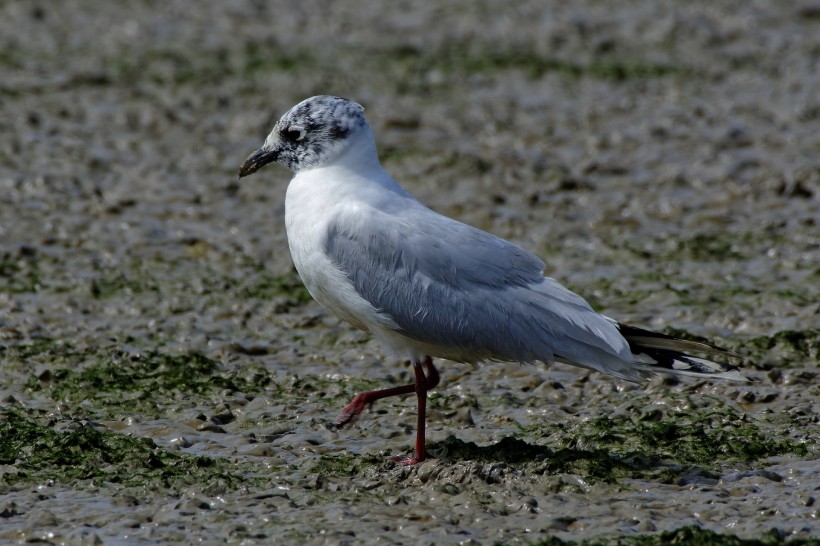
[284,165,399,335]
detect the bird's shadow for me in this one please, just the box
[428,435,715,484]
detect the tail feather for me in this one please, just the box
[618,323,749,382]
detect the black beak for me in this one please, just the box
[239,147,278,178]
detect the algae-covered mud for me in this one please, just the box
[0,1,818,544]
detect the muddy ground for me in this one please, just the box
[0,1,818,544]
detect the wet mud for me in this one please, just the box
[0,1,818,544]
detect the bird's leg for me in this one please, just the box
[334,384,414,427]
[422,356,440,390]
[334,357,439,429]
[392,359,430,465]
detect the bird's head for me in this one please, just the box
[239,95,367,177]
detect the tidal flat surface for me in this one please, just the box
[0,1,818,544]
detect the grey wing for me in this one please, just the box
[324,203,631,366]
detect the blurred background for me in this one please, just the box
[0,1,817,544]
[1,1,817,345]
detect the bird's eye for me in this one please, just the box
[284,126,307,142]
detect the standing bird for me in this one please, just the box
[238,96,746,464]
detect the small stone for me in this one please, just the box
[546,516,576,531]
[169,436,192,448]
[454,408,474,426]
[27,509,59,527]
[635,519,657,532]
[202,481,228,496]
[0,327,23,340]
[237,444,276,457]
[179,497,211,512]
[798,3,820,19]
[360,479,382,491]
[312,474,327,490]
[766,369,782,383]
[522,496,538,508]
[196,422,226,433]
[252,488,290,500]
[438,483,460,495]
[756,470,784,482]
[112,495,140,507]
[210,411,235,425]
[489,503,511,516]
[737,391,755,403]
[0,501,18,518]
[417,462,442,483]
[758,392,778,403]
[67,529,103,546]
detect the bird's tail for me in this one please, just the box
[619,323,749,382]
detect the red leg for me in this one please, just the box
[335,357,438,465]
[422,356,440,390]
[335,356,438,426]
[392,360,429,465]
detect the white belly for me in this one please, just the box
[283,168,399,336]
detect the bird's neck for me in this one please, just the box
[326,126,383,174]
[288,127,412,202]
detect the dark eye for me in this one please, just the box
[284,126,306,142]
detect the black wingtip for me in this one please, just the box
[618,323,742,359]
[619,322,750,381]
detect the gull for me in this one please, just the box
[238,95,746,465]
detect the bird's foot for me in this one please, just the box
[391,442,427,466]
[334,393,370,428]
[390,454,425,466]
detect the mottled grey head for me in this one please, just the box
[239,95,367,177]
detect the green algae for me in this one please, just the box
[85,254,310,306]
[89,271,159,299]
[438,404,810,484]
[309,387,810,484]
[36,36,686,99]
[654,327,820,370]
[310,452,388,478]
[521,525,819,546]
[12,341,273,418]
[0,409,247,490]
[565,270,816,370]
[620,227,795,264]
[237,269,312,304]
[4,337,375,423]
[241,39,309,77]
[740,329,820,368]
[434,436,644,483]
[0,248,41,293]
[601,227,817,329]
[675,232,746,262]
[107,44,308,87]
[0,337,81,369]
[569,409,808,466]
[460,51,685,81]
[0,0,815,542]
[308,401,808,484]
[387,42,687,82]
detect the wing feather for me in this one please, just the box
[323,201,631,366]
